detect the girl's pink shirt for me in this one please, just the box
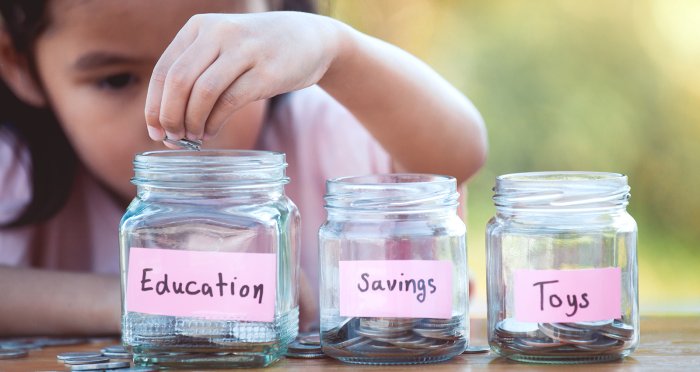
[0,86,392,294]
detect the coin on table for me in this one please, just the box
[69,361,130,370]
[0,349,29,359]
[0,340,42,350]
[461,345,490,354]
[286,340,326,359]
[63,356,112,365]
[101,345,128,353]
[101,345,132,359]
[57,351,103,360]
[298,333,321,346]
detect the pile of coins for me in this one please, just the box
[56,345,147,371]
[0,337,150,370]
[322,316,467,360]
[492,318,635,357]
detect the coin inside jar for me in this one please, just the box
[322,315,467,361]
[491,317,635,358]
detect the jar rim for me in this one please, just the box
[136,149,285,166]
[132,150,288,188]
[493,171,630,212]
[325,173,459,213]
[497,171,626,183]
[328,173,455,186]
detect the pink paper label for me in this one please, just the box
[339,260,453,319]
[514,267,621,322]
[126,248,276,322]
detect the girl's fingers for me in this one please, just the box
[184,53,252,141]
[203,68,263,140]
[158,36,220,140]
[145,21,198,140]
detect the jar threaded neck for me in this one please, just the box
[324,173,459,214]
[493,171,630,213]
[132,150,288,190]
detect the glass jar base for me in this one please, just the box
[123,308,298,369]
[504,351,629,364]
[133,349,283,369]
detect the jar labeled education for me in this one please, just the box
[119,150,300,368]
[319,174,469,365]
[486,172,639,364]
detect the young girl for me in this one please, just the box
[0,0,487,335]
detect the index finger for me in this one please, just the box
[145,19,199,140]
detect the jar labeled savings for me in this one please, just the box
[486,172,639,364]
[119,150,300,368]
[319,174,469,365]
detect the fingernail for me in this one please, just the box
[164,131,181,140]
[147,125,165,141]
[186,132,200,141]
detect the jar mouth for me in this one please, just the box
[494,171,630,212]
[132,150,288,188]
[497,171,626,183]
[325,173,459,212]
[136,150,285,167]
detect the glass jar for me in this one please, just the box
[319,174,469,365]
[119,150,300,368]
[486,172,638,364]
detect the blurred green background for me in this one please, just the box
[329,0,700,315]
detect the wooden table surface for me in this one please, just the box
[2,316,698,372]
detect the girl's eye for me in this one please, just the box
[97,73,137,90]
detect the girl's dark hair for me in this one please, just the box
[0,0,315,228]
[0,1,76,228]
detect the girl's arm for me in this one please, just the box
[0,267,120,335]
[145,12,487,184]
[318,24,487,184]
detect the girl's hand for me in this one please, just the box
[145,12,342,142]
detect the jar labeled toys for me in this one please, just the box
[486,172,639,364]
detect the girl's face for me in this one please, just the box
[32,0,268,202]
